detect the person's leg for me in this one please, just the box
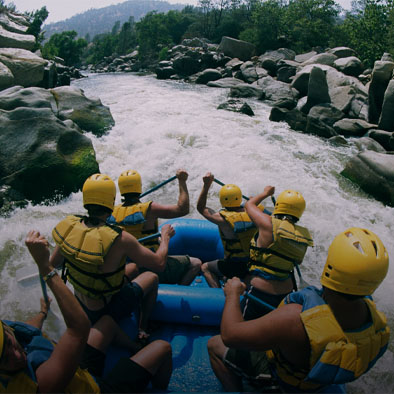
[88,315,142,355]
[125,262,139,281]
[207,335,242,391]
[179,257,202,285]
[201,260,222,288]
[131,340,172,390]
[132,271,159,340]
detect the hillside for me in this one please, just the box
[43,0,187,40]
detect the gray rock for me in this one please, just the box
[306,104,344,138]
[341,151,394,206]
[256,75,299,104]
[218,37,255,61]
[0,107,99,205]
[0,48,48,88]
[378,79,394,131]
[225,58,243,70]
[217,99,254,116]
[368,60,394,124]
[328,135,348,145]
[303,66,330,114]
[301,53,338,67]
[196,68,222,84]
[334,56,363,77]
[0,11,29,34]
[229,84,264,99]
[0,61,14,90]
[333,118,375,137]
[0,25,35,50]
[51,86,115,136]
[367,129,394,151]
[207,77,244,88]
[327,47,357,59]
[354,137,386,152]
[295,51,318,63]
[0,86,57,112]
[269,107,307,132]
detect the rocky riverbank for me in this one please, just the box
[0,9,115,213]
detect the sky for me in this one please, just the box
[10,0,352,24]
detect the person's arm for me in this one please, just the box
[123,224,175,272]
[149,169,190,219]
[220,277,303,352]
[245,186,275,246]
[49,245,65,269]
[197,172,225,225]
[25,297,51,330]
[25,230,91,394]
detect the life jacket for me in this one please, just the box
[219,206,263,263]
[0,320,99,393]
[248,217,313,279]
[52,215,125,300]
[266,287,390,392]
[108,201,159,251]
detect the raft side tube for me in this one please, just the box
[151,284,225,326]
[161,218,224,262]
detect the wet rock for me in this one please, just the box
[217,99,254,116]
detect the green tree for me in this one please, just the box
[26,6,49,50]
[282,0,340,52]
[341,0,390,67]
[42,30,87,67]
[116,18,137,55]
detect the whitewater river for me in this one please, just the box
[0,72,393,392]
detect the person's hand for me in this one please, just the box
[40,296,52,314]
[25,230,51,272]
[176,169,188,182]
[264,186,275,196]
[160,224,175,241]
[203,172,214,188]
[223,277,246,298]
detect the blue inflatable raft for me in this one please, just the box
[105,218,345,393]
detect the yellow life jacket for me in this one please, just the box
[109,201,159,251]
[266,287,390,391]
[248,217,313,279]
[52,215,125,300]
[219,207,261,263]
[0,321,100,394]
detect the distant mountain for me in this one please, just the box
[43,0,187,40]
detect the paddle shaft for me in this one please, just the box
[214,178,276,206]
[138,232,160,243]
[140,176,177,198]
[245,292,276,311]
[39,275,49,304]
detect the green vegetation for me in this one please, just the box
[3,0,394,70]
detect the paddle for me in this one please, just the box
[213,178,276,206]
[39,274,49,304]
[244,292,276,311]
[140,176,177,198]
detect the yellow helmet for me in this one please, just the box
[273,190,305,219]
[219,184,242,208]
[82,173,116,211]
[321,228,389,296]
[118,170,142,195]
[0,321,4,361]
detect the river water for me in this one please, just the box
[0,72,393,392]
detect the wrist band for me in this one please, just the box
[39,311,47,319]
[43,269,57,282]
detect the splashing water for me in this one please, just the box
[1,73,393,393]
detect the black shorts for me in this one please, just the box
[80,344,152,393]
[78,281,144,325]
[240,286,289,320]
[217,259,249,279]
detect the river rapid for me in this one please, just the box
[0,72,393,393]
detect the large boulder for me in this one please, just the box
[378,79,394,131]
[333,56,363,77]
[0,25,35,50]
[0,86,57,111]
[333,118,375,137]
[368,60,394,124]
[305,104,344,138]
[0,11,29,34]
[256,76,299,105]
[0,107,99,206]
[341,151,394,207]
[0,48,48,88]
[0,62,14,90]
[196,68,222,84]
[302,66,330,114]
[51,86,115,136]
[218,37,255,61]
